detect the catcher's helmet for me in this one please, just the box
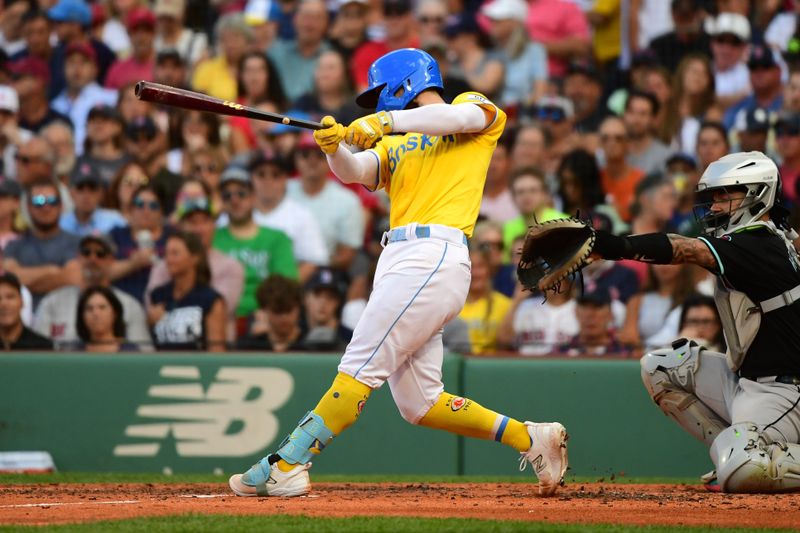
[694,151,781,237]
[355,48,443,112]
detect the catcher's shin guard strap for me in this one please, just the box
[276,411,334,465]
[594,231,673,264]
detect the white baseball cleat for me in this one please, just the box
[519,421,569,496]
[229,457,312,497]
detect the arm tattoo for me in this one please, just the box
[667,234,719,270]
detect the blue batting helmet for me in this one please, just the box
[355,48,444,112]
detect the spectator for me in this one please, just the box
[764,0,800,51]
[645,66,676,146]
[110,185,173,302]
[237,274,306,351]
[329,0,370,63]
[302,266,351,350]
[4,180,80,307]
[40,121,76,184]
[15,136,74,219]
[558,287,629,357]
[192,13,253,101]
[473,220,515,297]
[154,49,187,89]
[480,132,518,223]
[777,112,800,204]
[168,109,225,177]
[414,0,447,46]
[0,271,51,350]
[498,282,578,356]
[104,7,156,90]
[294,49,361,125]
[268,0,329,103]
[118,81,155,125]
[483,0,547,109]
[648,0,710,72]
[535,95,580,175]
[564,62,609,137]
[148,231,226,350]
[9,58,70,134]
[582,257,640,305]
[623,89,671,176]
[99,0,135,56]
[287,133,364,270]
[0,85,32,181]
[695,121,730,172]
[677,294,724,352]
[510,124,546,169]
[0,0,31,57]
[243,0,281,55]
[15,9,52,63]
[526,0,590,79]
[707,12,752,109]
[0,180,21,249]
[47,0,116,98]
[147,181,244,341]
[51,42,117,153]
[153,0,208,66]
[35,232,150,349]
[665,152,701,235]
[556,148,604,217]
[183,146,225,207]
[628,174,678,235]
[619,263,695,349]
[784,69,800,114]
[723,44,784,130]
[213,166,298,327]
[60,162,126,236]
[76,105,131,184]
[599,115,645,222]
[106,161,150,222]
[670,53,722,155]
[443,13,504,102]
[459,246,511,355]
[587,0,623,77]
[75,285,135,352]
[502,166,567,253]
[734,106,772,154]
[125,116,183,211]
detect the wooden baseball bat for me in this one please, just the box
[135,81,325,131]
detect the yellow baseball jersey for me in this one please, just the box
[368,92,506,238]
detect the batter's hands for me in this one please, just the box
[346,111,394,149]
[313,115,346,155]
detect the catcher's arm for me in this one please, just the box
[593,231,719,270]
[666,234,718,270]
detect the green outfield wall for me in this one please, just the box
[0,353,709,477]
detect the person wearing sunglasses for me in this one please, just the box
[777,112,800,205]
[59,162,126,237]
[3,179,81,308]
[707,12,751,110]
[533,95,580,176]
[212,166,298,335]
[34,233,152,351]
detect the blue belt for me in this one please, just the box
[384,225,468,246]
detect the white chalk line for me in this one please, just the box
[0,500,139,509]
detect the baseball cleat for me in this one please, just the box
[229,457,311,497]
[701,470,721,492]
[519,421,569,497]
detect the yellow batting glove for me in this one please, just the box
[345,111,394,149]
[313,115,346,155]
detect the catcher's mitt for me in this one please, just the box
[517,218,596,292]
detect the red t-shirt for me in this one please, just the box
[350,37,421,92]
[104,57,155,90]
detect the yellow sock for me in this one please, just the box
[418,392,532,452]
[277,372,372,471]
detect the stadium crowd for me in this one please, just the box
[0,0,797,355]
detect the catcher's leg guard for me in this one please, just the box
[641,339,728,446]
[710,423,800,493]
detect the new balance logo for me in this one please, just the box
[114,366,294,458]
[530,454,546,474]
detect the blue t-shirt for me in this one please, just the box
[150,282,222,350]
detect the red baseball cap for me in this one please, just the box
[126,7,156,31]
[65,41,97,63]
[8,58,50,84]
[296,132,318,150]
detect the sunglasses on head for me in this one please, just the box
[133,198,160,211]
[221,189,250,202]
[80,246,109,259]
[30,194,60,208]
[536,107,566,122]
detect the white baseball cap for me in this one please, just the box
[537,95,574,119]
[336,0,368,9]
[705,12,750,42]
[0,86,19,113]
[481,0,527,22]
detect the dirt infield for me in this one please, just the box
[1,482,799,528]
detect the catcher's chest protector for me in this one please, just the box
[713,280,760,372]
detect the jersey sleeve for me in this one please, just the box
[451,92,507,146]
[365,144,390,192]
[698,232,762,283]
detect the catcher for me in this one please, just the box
[519,151,800,493]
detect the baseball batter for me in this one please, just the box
[589,151,800,492]
[229,48,568,498]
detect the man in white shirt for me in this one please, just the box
[707,12,752,109]
[498,285,578,356]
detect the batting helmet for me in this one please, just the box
[694,151,781,237]
[355,48,443,112]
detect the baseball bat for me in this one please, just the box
[134,81,325,131]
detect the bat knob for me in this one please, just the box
[282,117,290,125]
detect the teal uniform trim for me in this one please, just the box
[698,237,724,276]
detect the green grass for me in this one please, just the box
[0,514,791,533]
[0,472,700,485]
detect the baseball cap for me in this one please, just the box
[126,7,156,31]
[79,232,117,255]
[65,41,97,64]
[443,12,481,38]
[296,132,318,150]
[383,0,411,16]
[0,271,22,294]
[737,107,772,133]
[0,86,19,113]
[576,286,611,307]
[666,152,697,169]
[747,44,778,70]
[71,161,103,187]
[244,0,282,24]
[47,0,92,26]
[305,267,349,299]
[775,111,800,136]
[481,0,527,22]
[126,116,158,140]
[156,48,184,65]
[566,60,602,82]
[0,179,21,198]
[248,149,287,172]
[87,105,123,124]
[536,95,574,120]
[154,0,185,18]
[219,165,252,187]
[8,57,50,84]
[706,12,750,42]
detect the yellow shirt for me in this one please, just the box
[459,291,512,355]
[191,56,237,102]
[592,0,621,62]
[369,92,507,238]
